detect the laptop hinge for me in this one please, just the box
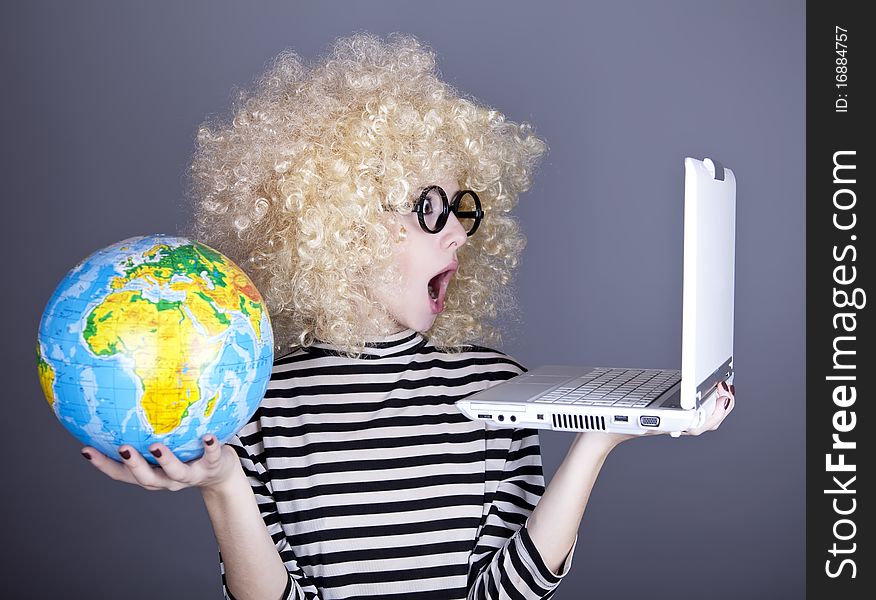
[695,356,734,403]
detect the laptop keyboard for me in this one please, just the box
[533,368,681,407]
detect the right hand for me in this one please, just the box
[81,436,240,493]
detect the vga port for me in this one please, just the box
[640,416,660,427]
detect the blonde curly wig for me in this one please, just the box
[187,33,546,356]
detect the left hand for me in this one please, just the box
[683,380,735,436]
[586,380,736,450]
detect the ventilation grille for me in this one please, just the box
[551,413,606,431]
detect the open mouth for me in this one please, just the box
[427,261,458,314]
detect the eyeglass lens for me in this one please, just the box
[451,191,480,235]
[418,186,482,235]
[419,186,448,232]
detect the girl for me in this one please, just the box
[82,33,734,600]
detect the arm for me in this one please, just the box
[81,436,319,600]
[467,427,574,599]
[209,437,323,600]
[200,447,292,600]
[526,432,615,572]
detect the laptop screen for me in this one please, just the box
[680,157,737,409]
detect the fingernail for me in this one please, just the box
[724,397,731,410]
[150,448,162,458]
[81,451,92,461]
[205,437,215,446]
[119,449,131,460]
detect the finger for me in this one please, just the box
[82,447,140,485]
[707,386,735,431]
[200,435,224,468]
[188,435,232,487]
[684,386,731,436]
[714,391,736,427]
[118,445,171,490]
[149,436,225,489]
[715,382,732,410]
[720,381,735,413]
[706,395,730,426]
[146,443,191,486]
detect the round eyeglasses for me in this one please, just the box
[413,186,484,236]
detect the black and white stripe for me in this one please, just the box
[221,329,574,599]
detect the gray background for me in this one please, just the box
[2,1,804,598]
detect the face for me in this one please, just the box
[370,177,469,334]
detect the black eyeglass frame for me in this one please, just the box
[412,185,484,236]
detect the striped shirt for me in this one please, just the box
[221,329,575,600]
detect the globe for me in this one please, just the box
[37,234,274,464]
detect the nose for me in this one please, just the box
[442,212,468,249]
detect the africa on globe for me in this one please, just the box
[37,235,274,464]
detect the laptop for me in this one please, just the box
[456,157,736,437]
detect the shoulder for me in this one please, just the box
[461,344,527,375]
[424,341,525,372]
[407,343,526,396]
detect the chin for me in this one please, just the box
[406,313,437,333]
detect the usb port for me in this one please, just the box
[477,414,492,419]
[613,415,629,423]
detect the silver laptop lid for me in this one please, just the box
[680,157,736,409]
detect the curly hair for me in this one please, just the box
[187,33,546,356]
